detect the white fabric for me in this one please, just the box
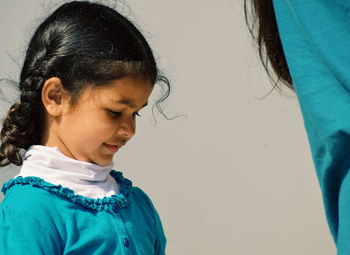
[15,145,119,199]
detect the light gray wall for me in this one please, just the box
[0,0,336,254]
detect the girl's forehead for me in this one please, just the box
[96,77,152,90]
[85,78,153,104]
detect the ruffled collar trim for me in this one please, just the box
[1,170,132,211]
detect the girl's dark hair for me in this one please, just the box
[0,1,170,166]
[244,0,293,90]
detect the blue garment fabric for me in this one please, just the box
[273,0,350,253]
[0,170,166,255]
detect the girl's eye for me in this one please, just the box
[108,110,141,118]
[108,110,121,118]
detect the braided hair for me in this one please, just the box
[0,1,170,166]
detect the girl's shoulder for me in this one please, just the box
[131,186,157,208]
[131,186,163,221]
[0,178,64,235]
[0,179,65,254]
[1,176,61,214]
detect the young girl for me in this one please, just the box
[245,0,350,253]
[0,1,168,254]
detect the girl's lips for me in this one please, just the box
[104,143,120,153]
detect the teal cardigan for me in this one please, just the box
[273,0,350,253]
[0,170,166,254]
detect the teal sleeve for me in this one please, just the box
[133,187,167,255]
[0,186,62,255]
[153,206,167,255]
[273,0,350,252]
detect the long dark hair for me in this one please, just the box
[0,1,170,166]
[244,0,293,90]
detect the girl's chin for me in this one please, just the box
[96,152,115,166]
[94,159,113,167]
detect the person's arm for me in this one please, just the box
[273,0,350,251]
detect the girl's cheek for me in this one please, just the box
[100,122,117,135]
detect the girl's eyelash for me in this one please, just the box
[108,110,141,117]
[108,110,121,117]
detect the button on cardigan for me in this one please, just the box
[0,171,166,254]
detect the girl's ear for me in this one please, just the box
[41,77,69,117]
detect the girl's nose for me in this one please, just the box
[117,119,135,138]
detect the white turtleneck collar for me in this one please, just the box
[16,145,119,199]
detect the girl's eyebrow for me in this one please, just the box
[115,99,148,108]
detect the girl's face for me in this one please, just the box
[42,77,153,166]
